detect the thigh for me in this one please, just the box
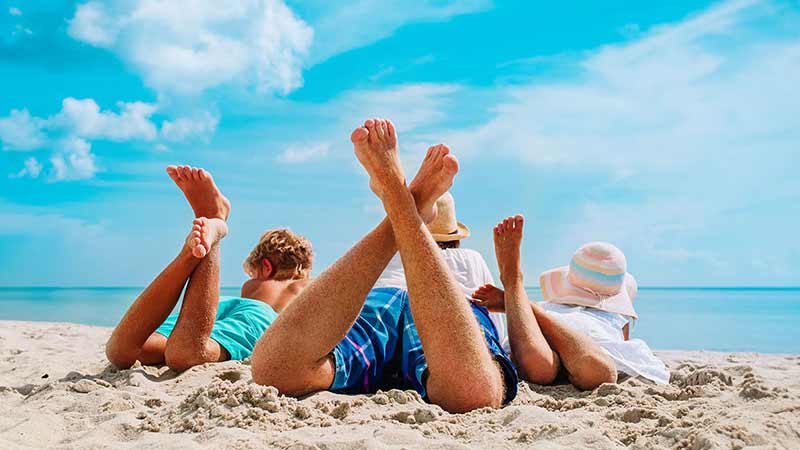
[400,302,520,404]
[330,287,406,394]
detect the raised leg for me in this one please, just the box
[105,166,230,369]
[105,246,198,368]
[356,119,504,413]
[105,218,225,368]
[492,216,561,384]
[163,218,229,372]
[477,215,617,389]
[251,136,455,394]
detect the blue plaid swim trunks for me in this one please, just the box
[330,287,518,404]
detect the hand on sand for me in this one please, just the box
[185,217,228,258]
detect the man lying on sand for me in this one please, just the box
[472,217,670,387]
[105,166,313,371]
[251,119,518,413]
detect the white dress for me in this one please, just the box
[536,302,670,385]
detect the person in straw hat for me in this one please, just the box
[472,216,669,387]
[374,191,511,356]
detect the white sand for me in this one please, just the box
[1,321,798,449]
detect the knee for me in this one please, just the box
[250,351,308,396]
[570,352,617,390]
[518,351,560,386]
[164,344,207,373]
[523,364,559,386]
[105,341,135,369]
[427,372,505,413]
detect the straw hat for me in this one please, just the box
[427,192,470,242]
[539,242,638,319]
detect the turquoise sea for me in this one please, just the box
[0,287,798,354]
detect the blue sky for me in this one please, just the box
[1,0,798,287]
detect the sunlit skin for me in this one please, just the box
[472,215,618,390]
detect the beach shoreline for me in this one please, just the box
[1,320,798,449]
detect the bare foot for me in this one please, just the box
[166,165,231,220]
[351,118,406,199]
[472,283,506,312]
[185,217,228,258]
[494,215,525,285]
[408,144,459,223]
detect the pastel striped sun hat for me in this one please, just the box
[539,242,638,319]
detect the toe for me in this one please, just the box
[425,145,436,160]
[442,154,459,174]
[514,215,525,230]
[386,120,396,138]
[179,166,190,179]
[166,165,179,179]
[351,127,369,144]
[365,119,379,143]
[190,167,200,180]
[193,244,207,258]
[376,120,386,139]
[198,168,209,180]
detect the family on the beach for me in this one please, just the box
[106,118,668,413]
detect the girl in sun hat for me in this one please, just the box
[474,236,669,386]
[537,242,668,384]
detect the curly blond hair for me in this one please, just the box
[243,228,313,281]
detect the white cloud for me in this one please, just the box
[50,137,98,181]
[67,2,116,46]
[277,142,329,164]
[8,7,22,16]
[53,98,159,141]
[160,111,219,142]
[67,0,313,96]
[0,98,218,181]
[0,109,46,151]
[329,84,461,134]
[305,0,492,64]
[439,0,799,284]
[9,157,43,179]
[65,1,488,97]
[439,0,799,172]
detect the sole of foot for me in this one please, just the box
[408,143,459,223]
[350,118,406,199]
[186,217,229,258]
[494,215,525,282]
[167,165,231,220]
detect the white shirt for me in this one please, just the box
[374,248,509,349]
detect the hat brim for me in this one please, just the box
[430,222,470,242]
[539,266,638,319]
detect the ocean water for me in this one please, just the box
[0,287,798,354]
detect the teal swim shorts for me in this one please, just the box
[155,297,278,361]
